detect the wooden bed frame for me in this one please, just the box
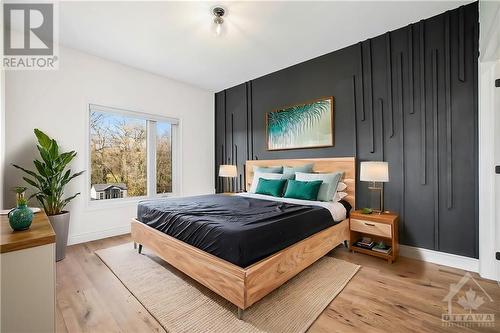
[131,157,355,319]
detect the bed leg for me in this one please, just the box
[343,240,349,248]
[237,307,244,320]
[134,242,137,250]
[138,244,143,254]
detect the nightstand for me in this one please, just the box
[349,210,399,263]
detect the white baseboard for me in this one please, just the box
[400,245,479,273]
[68,225,131,245]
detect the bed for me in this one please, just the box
[131,157,355,319]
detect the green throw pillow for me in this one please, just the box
[282,163,314,180]
[295,172,343,201]
[284,180,323,201]
[255,178,287,197]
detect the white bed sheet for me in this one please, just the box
[236,192,347,222]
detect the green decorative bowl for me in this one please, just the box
[361,207,373,214]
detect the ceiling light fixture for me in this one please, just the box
[212,6,226,37]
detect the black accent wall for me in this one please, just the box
[215,3,478,258]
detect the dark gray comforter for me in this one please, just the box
[137,194,346,267]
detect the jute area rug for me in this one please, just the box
[96,243,360,333]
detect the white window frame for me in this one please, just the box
[85,103,180,209]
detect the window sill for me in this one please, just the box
[85,193,177,211]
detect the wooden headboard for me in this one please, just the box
[245,157,356,209]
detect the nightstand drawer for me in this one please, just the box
[350,218,391,238]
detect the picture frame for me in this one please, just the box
[266,96,334,151]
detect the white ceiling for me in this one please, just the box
[55,1,470,92]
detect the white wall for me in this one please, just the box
[4,46,214,244]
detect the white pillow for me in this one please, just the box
[333,191,348,202]
[249,172,283,193]
[336,182,347,192]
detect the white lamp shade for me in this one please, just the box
[360,161,389,182]
[218,165,237,177]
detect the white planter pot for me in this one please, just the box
[48,211,70,261]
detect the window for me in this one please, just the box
[88,104,178,201]
[156,121,172,194]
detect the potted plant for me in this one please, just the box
[13,129,84,261]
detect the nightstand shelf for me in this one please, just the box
[349,210,399,263]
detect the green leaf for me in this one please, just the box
[56,151,76,172]
[58,151,75,165]
[12,164,45,183]
[49,139,59,160]
[34,129,52,150]
[59,192,81,210]
[61,169,71,182]
[33,160,48,178]
[61,170,85,187]
[37,145,52,167]
[22,177,39,188]
[28,191,43,200]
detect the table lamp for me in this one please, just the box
[218,165,237,193]
[360,161,389,213]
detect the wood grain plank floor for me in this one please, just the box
[56,234,499,332]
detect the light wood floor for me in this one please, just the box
[56,234,499,333]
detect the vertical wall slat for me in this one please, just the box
[408,25,415,114]
[221,145,224,190]
[368,40,375,153]
[352,75,358,156]
[245,82,250,161]
[386,33,394,138]
[250,81,255,160]
[235,144,238,191]
[458,6,465,82]
[445,13,453,209]
[379,98,385,159]
[399,53,404,120]
[419,21,427,185]
[359,42,365,121]
[432,49,439,250]
[399,52,406,237]
[352,74,359,207]
[367,40,374,124]
[223,90,227,163]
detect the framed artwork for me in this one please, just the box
[266,96,334,151]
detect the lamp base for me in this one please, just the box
[368,182,384,213]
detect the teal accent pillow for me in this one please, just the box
[295,172,343,201]
[282,163,314,180]
[255,178,287,197]
[284,180,323,201]
[254,166,283,173]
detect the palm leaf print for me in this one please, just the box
[268,99,330,148]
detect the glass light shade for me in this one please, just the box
[212,17,225,37]
[360,161,389,182]
[219,165,237,177]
